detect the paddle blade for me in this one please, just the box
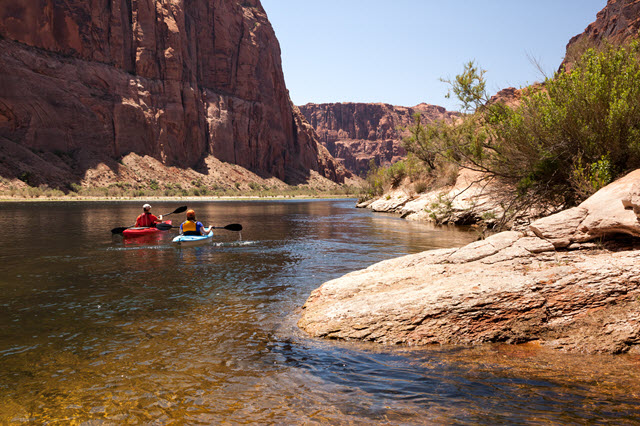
[155,223,175,231]
[160,206,188,217]
[111,226,129,234]
[223,223,243,232]
[172,206,188,214]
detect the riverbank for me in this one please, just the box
[357,168,554,232]
[299,169,640,354]
[0,193,358,203]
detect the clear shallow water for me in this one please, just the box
[1,199,639,424]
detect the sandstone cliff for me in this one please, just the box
[569,0,640,45]
[299,102,457,176]
[0,0,348,189]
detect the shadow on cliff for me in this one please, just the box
[0,136,87,190]
[0,135,319,192]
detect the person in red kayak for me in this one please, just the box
[135,204,163,227]
[180,209,211,236]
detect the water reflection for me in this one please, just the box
[0,200,638,424]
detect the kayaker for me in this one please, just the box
[135,204,163,227]
[180,209,211,236]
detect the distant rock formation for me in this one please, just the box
[0,0,349,187]
[299,102,457,176]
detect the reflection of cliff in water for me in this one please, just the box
[0,200,636,423]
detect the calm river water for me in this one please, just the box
[1,199,640,424]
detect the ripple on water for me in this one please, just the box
[1,201,638,424]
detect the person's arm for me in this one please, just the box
[203,225,212,234]
[198,222,210,235]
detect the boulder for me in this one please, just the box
[299,169,640,354]
[364,168,509,226]
[530,169,640,247]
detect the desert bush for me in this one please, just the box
[488,40,640,204]
[405,40,640,207]
[385,161,407,188]
[70,183,83,193]
[414,181,428,194]
[362,159,385,198]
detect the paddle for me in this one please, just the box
[110,205,188,234]
[155,223,243,232]
[161,205,188,217]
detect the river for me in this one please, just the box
[1,199,639,424]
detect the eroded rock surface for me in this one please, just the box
[300,170,640,354]
[530,169,640,248]
[363,169,517,227]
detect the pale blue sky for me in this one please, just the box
[261,0,606,111]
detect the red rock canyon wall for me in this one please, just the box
[0,0,347,184]
[299,102,457,176]
[567,0,640,48]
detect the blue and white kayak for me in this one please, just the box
[172,231,213,247]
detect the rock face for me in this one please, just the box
[567,0,640,47]
[530,169,640,247]
[0,0,348,186]
[299,102,457,176]
[299,169,640,354]
[563,0,640,68]
[362,168,513,227]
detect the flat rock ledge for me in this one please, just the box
[299,170,640,354]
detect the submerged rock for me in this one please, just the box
[299,169,640,354]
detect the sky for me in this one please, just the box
[260,0,607,111]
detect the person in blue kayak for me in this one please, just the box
[135,203,163,227]
[180,209,212,236]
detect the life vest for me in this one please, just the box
[182,220,201,235]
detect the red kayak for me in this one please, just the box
[122,220,172,238]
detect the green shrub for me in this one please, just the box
[489,41,640,204]
[385,161,407,187]
[363,159,385,198]
[414,181,428,194]
[406,40,640,207]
